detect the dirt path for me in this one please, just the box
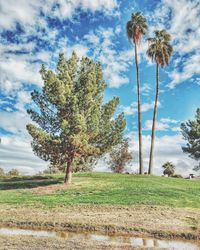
[0,204,200,240]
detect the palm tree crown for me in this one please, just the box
[147,30,173,67]
[126,12,148,44]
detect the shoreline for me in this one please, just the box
[0,204,199,241]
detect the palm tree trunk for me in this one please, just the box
[134,42,144,175]
[64,157,73,184]
[148,63,159,175]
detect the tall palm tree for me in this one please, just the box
[147,30,173,175]
[126,12,148,174]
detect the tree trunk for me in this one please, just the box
[64,158,73,184]
[134,42,144,175]
[148,63,159,175]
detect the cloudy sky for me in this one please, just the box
[0,0,199,175]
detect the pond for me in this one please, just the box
[0,227,199,249]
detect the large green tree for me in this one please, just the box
[181,108,200,171]
[147,30,173,175]
[27,52,126,184]
[126,12,148,174]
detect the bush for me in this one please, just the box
[7,169,20,176]
[172,174,183,178]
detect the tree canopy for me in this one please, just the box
[147,30,173,67]
[126,12,148,45]
[181,108,200,171]
[26,52,126,183]
[162,162,175,177]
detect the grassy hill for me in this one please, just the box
[0,172,200,208]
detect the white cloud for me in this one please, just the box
[0,58,41,93]
[140,83,152,96]
[84,33,100,45]
[0,0,42,29]
[144,118,180,131]
[63,44,89,58]
[83,27,131,88]
[169,53,200,88]
[152,0,200,88]
[123,101,160,116]
[53,0,118,19]
[0,111,30,135]
[0,44,51,94]
[0,0,118,30]
[0,135,47,174]
[160,118,179,124]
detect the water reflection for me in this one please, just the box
[0,227,199,249]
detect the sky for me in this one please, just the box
[0,0,200,176]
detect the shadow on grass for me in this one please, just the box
[0,176,63,190]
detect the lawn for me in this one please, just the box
[0,172,200,208]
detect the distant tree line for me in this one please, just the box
[0,168,20,177]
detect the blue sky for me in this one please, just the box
[0,0,199,175]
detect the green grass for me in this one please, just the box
[0,172,200,208]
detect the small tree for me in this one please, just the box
[8,169,20,176]
[181,108,200,172]
[109,140,133,173]
[27,52,126,184]
[0,168,5,177]
[162,162,175,177]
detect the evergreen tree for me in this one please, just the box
[181,108,200,171]
[27,52,126,184]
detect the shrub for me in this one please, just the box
[172,174,183,178]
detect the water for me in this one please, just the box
[0,227,199,249]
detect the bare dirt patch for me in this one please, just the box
[31,177,93,194]
[32,184,68,194]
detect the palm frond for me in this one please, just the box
[147,29,173,67]
[126,12,148,44]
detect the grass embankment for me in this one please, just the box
[0,173,200,241]
[0,172,200,208]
